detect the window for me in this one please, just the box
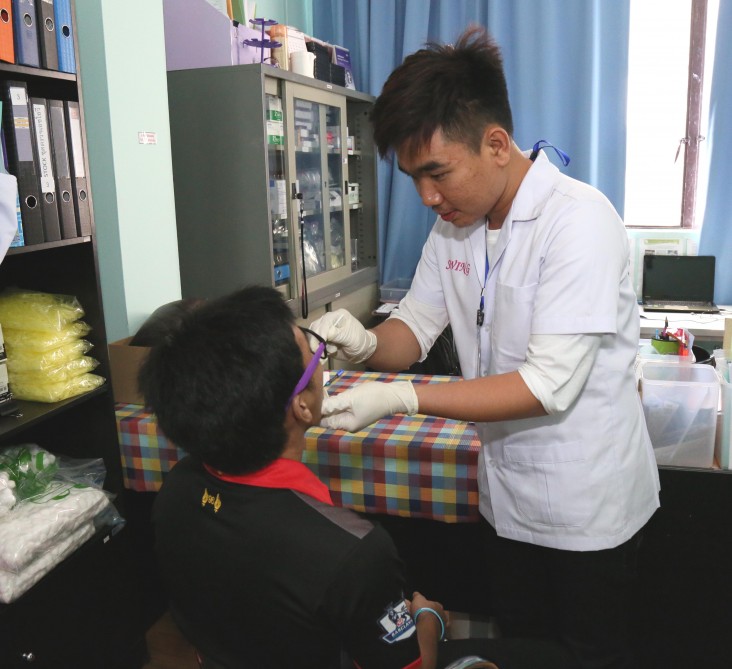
[624,0,719,228]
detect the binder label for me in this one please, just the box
[9,86,27,107]
[67,108,86,177]
[32,102,55,195]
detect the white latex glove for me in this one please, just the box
[320,381,418,432]
[308,309,377,363]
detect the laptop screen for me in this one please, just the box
[642,255,716,303]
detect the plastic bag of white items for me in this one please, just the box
[10,373,105,403]
[10,356,99,385]
[0,444,59,504]
[6,338,93,373]
[0,447,124,603]
[0,444,118,524]
[0,289,85,332]
[3,321,92,352]
[0,471,16,518]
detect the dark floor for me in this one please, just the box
[126,468,732,669]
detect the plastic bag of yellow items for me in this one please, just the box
[10,356,99,385]
[0,289,85,332]
[2,322,91,352]
[10,373,105,402]
[6,339,93,373]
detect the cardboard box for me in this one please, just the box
[108,337,150,405]
[268,24,307,71]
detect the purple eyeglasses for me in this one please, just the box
[286,327,328,409]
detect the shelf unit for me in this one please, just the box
[0,3,147,666]
[167,64,379,320]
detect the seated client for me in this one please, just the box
[139,285,576,669]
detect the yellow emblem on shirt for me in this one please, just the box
[202,488,222,513]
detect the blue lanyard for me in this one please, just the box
[476,140,569,328]
[529,139,571,166]
[477,233,489,326]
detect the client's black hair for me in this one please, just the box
[138,286,303,473]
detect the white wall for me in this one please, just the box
[75,0,181,342]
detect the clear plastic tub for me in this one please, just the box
[641,363,719,468]
[379,278,412,303]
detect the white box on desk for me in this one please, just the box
[640,363,718,468]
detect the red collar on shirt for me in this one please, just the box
[203,458,333,506]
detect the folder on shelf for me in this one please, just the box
[30,97,61,241]
[63,100,90,236]
[2,81,44,244]
[35,0,57,70]
[0,171,20,257]
[52,0,73,73]
[46,98,74,238]
[11,0,39,68]
[0,0,15,64]
[0,105,25,248]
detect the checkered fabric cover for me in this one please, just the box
[116,404,186,493]
[304,371,480,523]
[116,371,481,522]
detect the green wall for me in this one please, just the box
[75,0,181,342]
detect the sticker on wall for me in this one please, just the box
[138,132,158,145]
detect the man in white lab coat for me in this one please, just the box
[309,25,660,669]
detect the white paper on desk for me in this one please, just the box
[375,303,398,315]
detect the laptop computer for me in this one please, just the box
[641,254,719,313]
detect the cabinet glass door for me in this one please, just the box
[266,92,292,300]
[288,85,350,300]
[326,104,346,274]
[293,98,325,277]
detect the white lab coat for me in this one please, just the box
[391,152,660,550]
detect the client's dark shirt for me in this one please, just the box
[153,455,421,669]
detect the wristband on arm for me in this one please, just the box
[413,607,445,641]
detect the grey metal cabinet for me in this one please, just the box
[167,64,379,319]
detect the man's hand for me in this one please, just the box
[308,309,377,363]
[409,592,447,629]
[320,381,418,431]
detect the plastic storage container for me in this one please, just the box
[637,342,692,366]
[715,377,731,469]
[641,363,719,468]
[379,278,412,303]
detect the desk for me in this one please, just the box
[116,371,481,523]
[639,305,732,342]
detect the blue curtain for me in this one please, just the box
[313,0,630,284]
[699,0,732,305]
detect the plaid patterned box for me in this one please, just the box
[304,371,481,523]
[116,403,186,492]
[116,371,481,522]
